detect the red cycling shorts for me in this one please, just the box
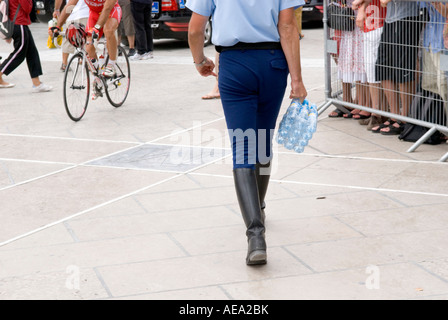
[86,3,122,38]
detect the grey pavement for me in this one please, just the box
[0,21,448,301]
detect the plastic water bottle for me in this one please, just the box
[295,102,309,148]
[48,18,57,29]
[276,98,318,154]
[308,104,318,134]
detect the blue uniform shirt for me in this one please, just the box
[186,0,305,47]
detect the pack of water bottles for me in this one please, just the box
[276,99,318,153]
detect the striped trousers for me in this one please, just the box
[0,24,43,79]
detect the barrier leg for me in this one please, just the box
[406,127,437,153]
[317,100,333,114]
[440,152,448,162]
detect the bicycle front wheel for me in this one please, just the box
[104,46,130,108]
[63,52,90,121]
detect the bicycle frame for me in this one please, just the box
[63,33,130,121]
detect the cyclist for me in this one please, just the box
[52,0,122,79]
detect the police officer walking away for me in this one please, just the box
[187,0,307,265]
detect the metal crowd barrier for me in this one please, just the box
[318,0,448,162]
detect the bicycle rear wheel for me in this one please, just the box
[64,52,90,121]
[104,46,130,107]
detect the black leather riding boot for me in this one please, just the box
[233,168,267,265]
[255,161,271,223]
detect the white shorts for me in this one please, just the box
[422,49,448,101]
[62,17,89,54]
[363,27,382,84]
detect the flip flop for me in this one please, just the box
[0,83,15,88]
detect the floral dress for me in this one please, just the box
[337,0,367,83]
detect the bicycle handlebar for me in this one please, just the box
[50,26,60,37]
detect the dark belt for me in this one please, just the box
[215,42,282,53]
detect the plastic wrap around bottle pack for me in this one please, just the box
[276,99,317,153]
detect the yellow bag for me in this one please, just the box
[47,18,63,49]
[47,34,63,48]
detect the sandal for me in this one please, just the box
[371,119,391,133]
[60,63,67,72]
[380,121,404,135]
[366,116,382,131]
[328,109,345,118]
[343,109,360,119]
[353,111,371,120]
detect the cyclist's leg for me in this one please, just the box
[105,4,122,61]
[86,10,100,62]
[102,5,122,78]
[104,17,119,61]
[86,10,103,99]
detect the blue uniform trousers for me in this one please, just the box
[218,49,289,169]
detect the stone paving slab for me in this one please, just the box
[0,22,448,301]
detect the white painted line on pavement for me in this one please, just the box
[0,157,75,166]
[0,174,183,248]
[274,151,448,165]
[189,172,448,198]
[0,144,232,248]
[0,132,141,145]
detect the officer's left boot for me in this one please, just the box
[233,168,267,265]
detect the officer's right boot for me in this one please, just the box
[255,161,271,224]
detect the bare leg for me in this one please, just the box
[31,77,42,87]
[354,82,372,118]
[371,80,398,131]
[381,80,399,115]
[398,80,415,117]
[127,34,135,50]
[0,72,11,86]
[343,82,353,103]
[380,80,404,133]
[104,18,119,61]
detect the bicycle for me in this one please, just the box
[61,23,131,121]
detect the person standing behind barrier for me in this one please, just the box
[432,2,448,118]
[53,0,89,72]
[187,0,307,265]
[371,0,423,135]
[419,2,447,103]
[336,0,369,118]
[0,0,53,92]
[118,0,136,57]
[355,0,388,129]
[130,0,153,60]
